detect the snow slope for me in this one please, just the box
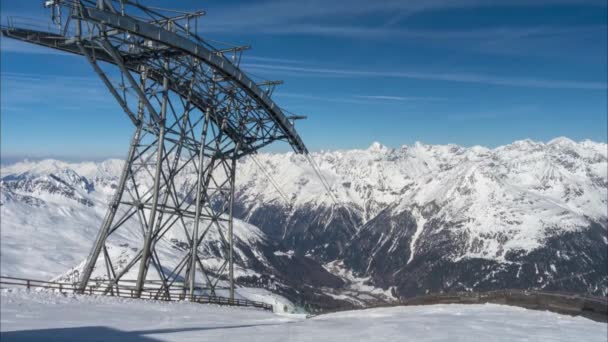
[238,138,607,260]
[1,289,606,342]
[1,137,606,302]
[0,158,347,309]
[0,179,266,281]
[2,138,608,260]
[4,138,605,265]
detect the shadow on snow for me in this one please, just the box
[1,322,286,341]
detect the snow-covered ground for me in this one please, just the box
[1,289,606,342]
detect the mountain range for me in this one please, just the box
[1,137,606,309]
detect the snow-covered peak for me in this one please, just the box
[367,142,388,152]
[2,159,71,176]
[547,136,576,147]
[469,145,490,154]
[514,138,542,146]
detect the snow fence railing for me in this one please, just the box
[0,276,273,312]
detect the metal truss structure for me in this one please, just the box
[1,0,308,300]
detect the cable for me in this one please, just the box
[250,154,291,205]
[252,153,338,207]
[304,153,339,206]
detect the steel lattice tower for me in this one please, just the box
[1,0,308,300]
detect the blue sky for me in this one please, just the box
[1,0,607,162]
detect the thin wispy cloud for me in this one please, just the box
[447,105,540,121]
[1,1,604,54]
[275,92,442,105]
[243,63,607,90]
[1,3,603,65]
[198,0,606,64]
[1,72,115,111]
[206,22,606,42]
[275,92,378,105]
[204,0,606,30]
[354,95,446,102]
[0,38,74,56]
[245,56,313,65]
[274,92,448,106]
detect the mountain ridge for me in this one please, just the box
[1,137,606,304]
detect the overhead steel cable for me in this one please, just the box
[304,153,339,206]
[252,152,338,207]
[250,154,291,205]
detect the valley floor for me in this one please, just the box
[1,289,606,342]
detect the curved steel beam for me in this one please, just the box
[0,9,308,154]
[0,27,282,154]
[80,8,308,154]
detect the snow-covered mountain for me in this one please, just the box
[1,137,606,305]
[0,159,346,309]
[236,137,607,297]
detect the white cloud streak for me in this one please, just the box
[205,22,606,42]
[0,72,115,111]
[0,38,74,56]
[243,63,607,90]
[275,92,444,105]
[353,95,446,101]
[274,92,378,105]
[202,0,606,33]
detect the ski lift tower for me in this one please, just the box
[1,0,309,300]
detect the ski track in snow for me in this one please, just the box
[1,290,606,342]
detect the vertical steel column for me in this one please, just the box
[188,108,211,299]
[76,63,146,294]
[73,2,82,38]
[134,62,169,297]
[228,151,238,300]
[227,104,243,300]
[77,100,144,294]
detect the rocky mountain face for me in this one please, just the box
[233,138,608,298]
[1,137,606,308]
